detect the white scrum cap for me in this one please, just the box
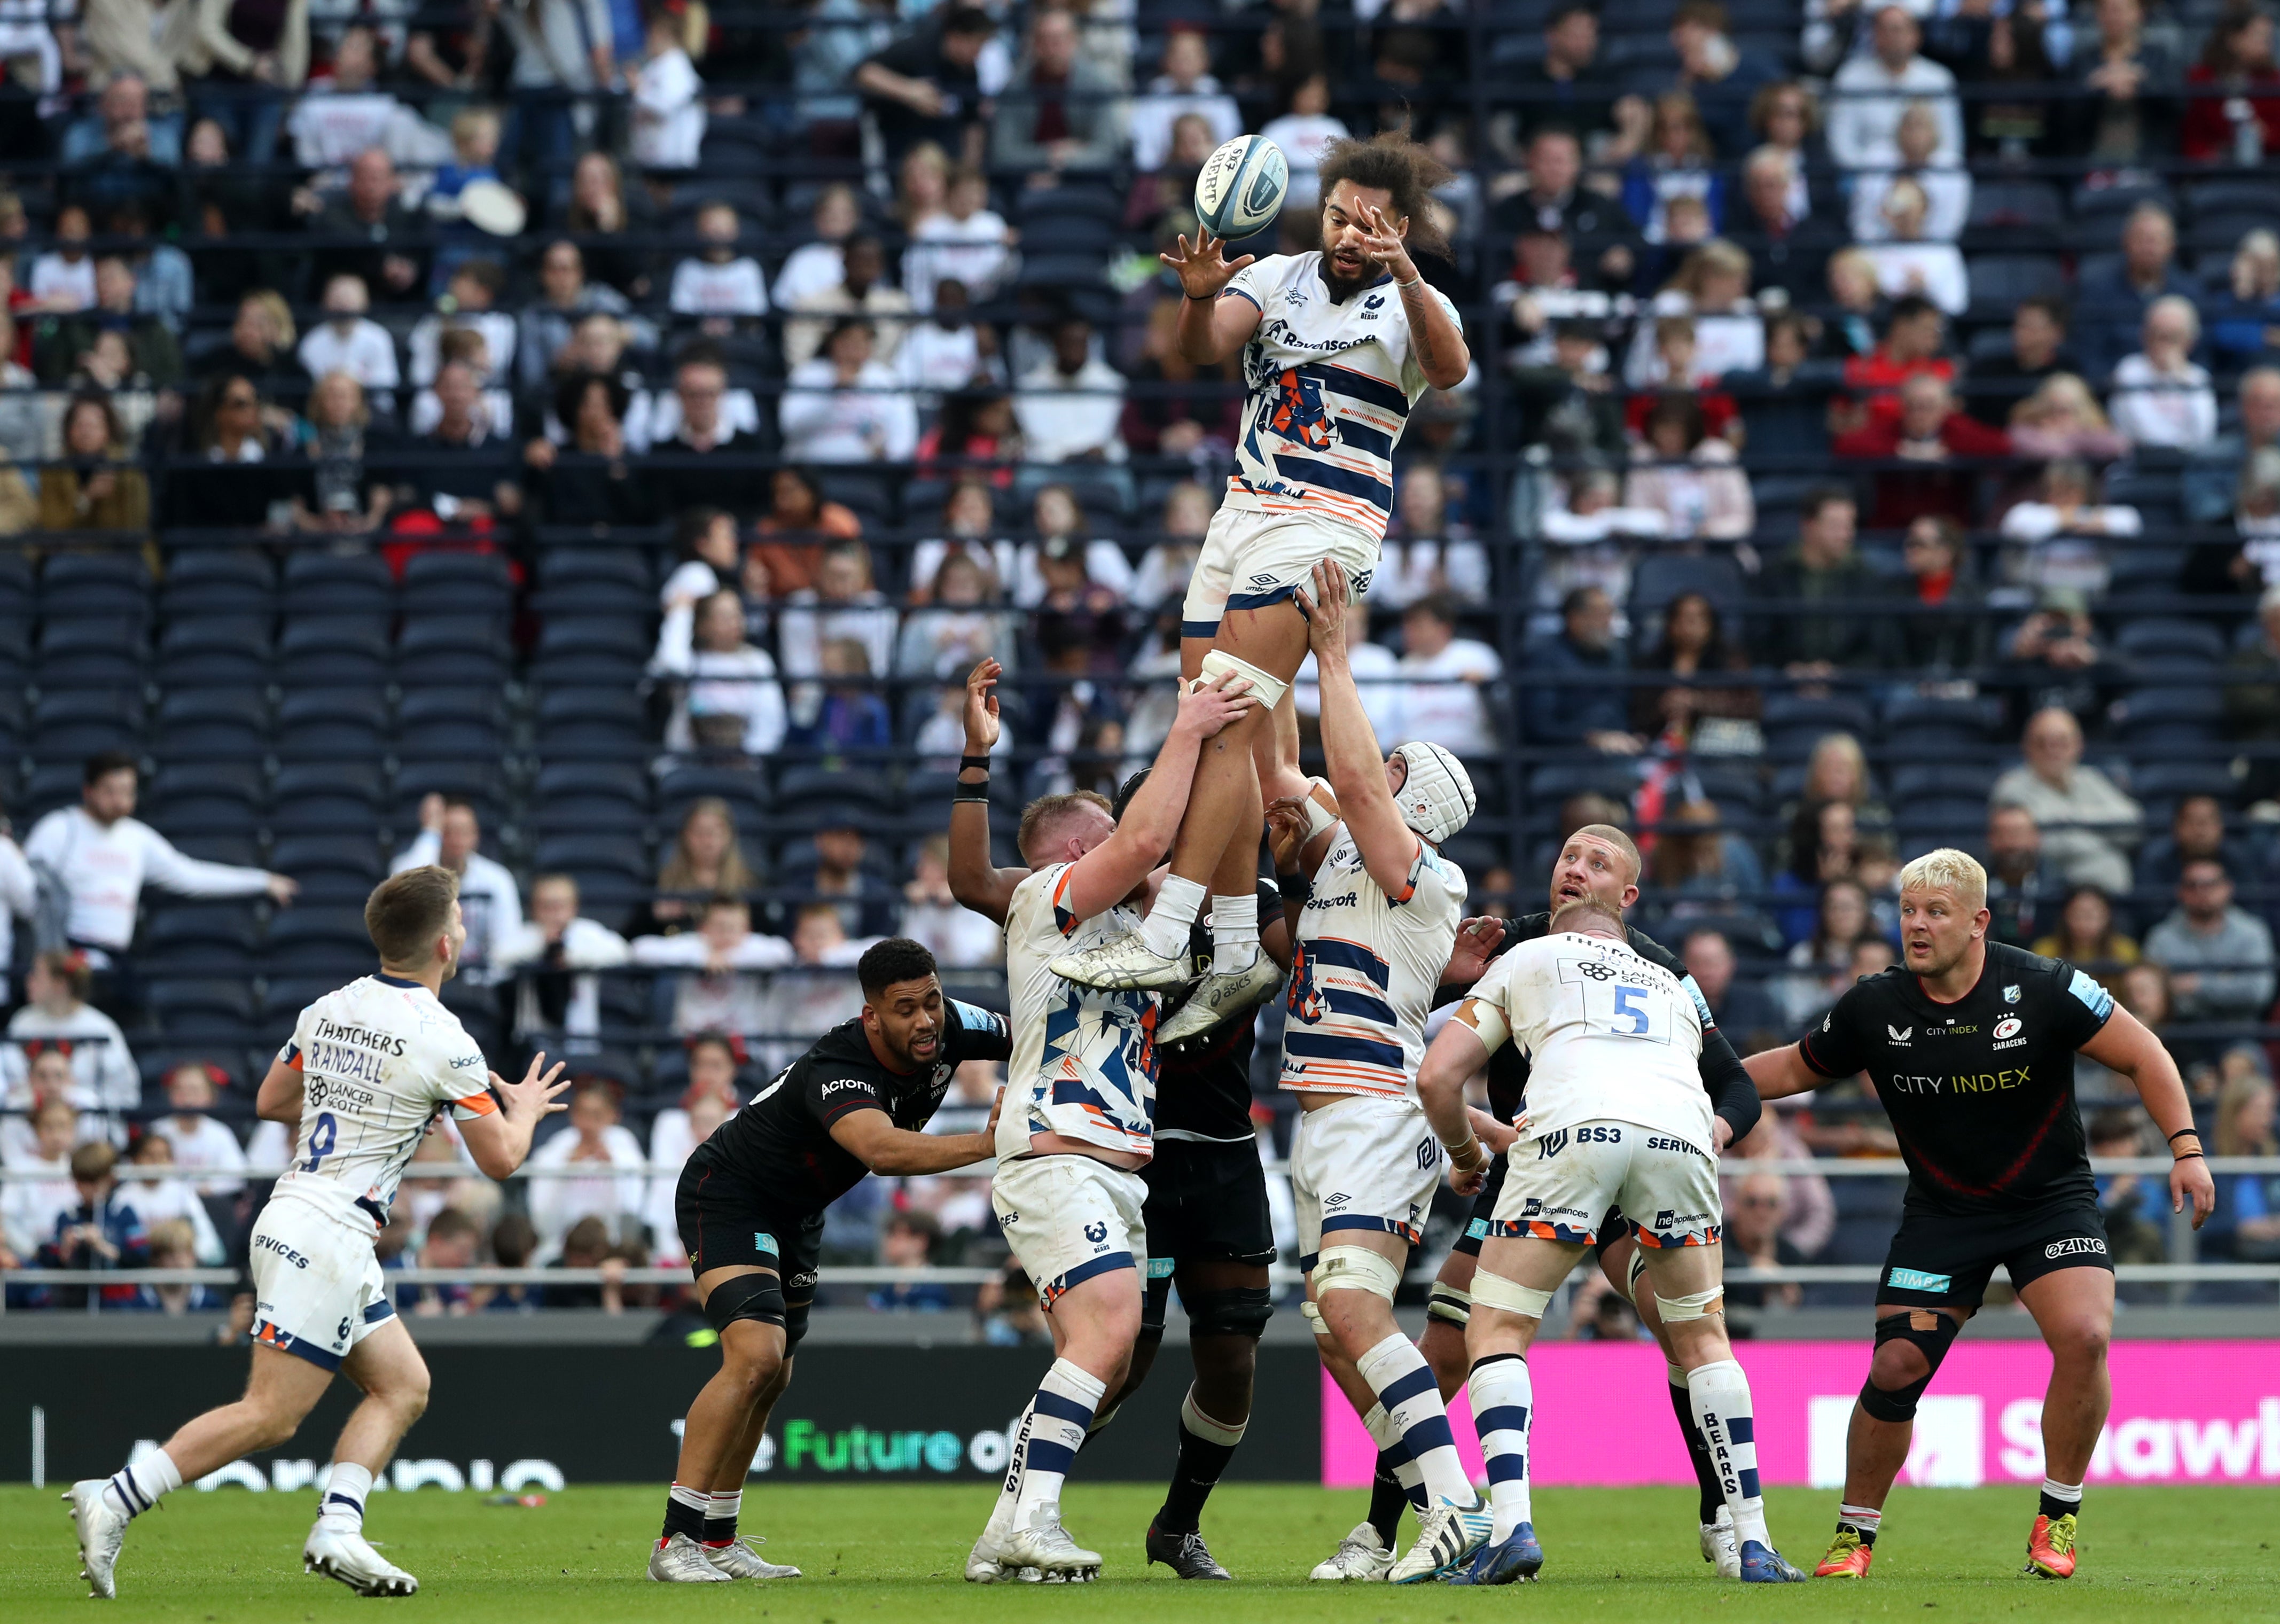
[1392,742,1475,844]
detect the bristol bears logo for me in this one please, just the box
[1267,368,1337,450]
[1083,1221,1108,1247]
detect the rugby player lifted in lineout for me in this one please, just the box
[1746,848,2215,1582]
[1049,133,1472,1039]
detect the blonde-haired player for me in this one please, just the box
[64,867,567,1599]
[1415,894,1806,1584]
[1747,848,2212,1581]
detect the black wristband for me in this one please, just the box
[952,780,990,803]
[2175,1150,2206,1162]
[2168,1128,2201,1143]
[1186,291,1216,302]
[1278,871,1310,901]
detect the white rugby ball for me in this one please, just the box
[1194,135,1290,239]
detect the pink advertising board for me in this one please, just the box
[1322,1341,2280,1488]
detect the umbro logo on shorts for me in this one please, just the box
[1324,1191,1350,1206]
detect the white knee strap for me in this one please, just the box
[1654,1287,1725,1323]
[1197,649,1287,712]
[1313,1245,1404,1303]
[1300,1299,1332,1338]
[1472,1269,1555,1319]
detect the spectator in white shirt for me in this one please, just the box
[1295,597,1406,743]
[1130,480,1214,611]
[658,508,744,611]
[408,259,518,387]
[628,7,706,170]
[1260,73,1349,208]
[296,275,401,411]
[780,317,920,465]
[901,833,1005,967]
[1013,315,1128,467]
[1848,102,1971,243]
[1534,467,1668,631]
[2000,457,2143,595]
[2110,296,2219,450]
[650,587,790,756]
[286,24,455,169]
[1127,27,1243,171]
[778,540,900,679]
[1,951,140,1118]
[28,204,96,311]
[1826,6,1962,170]
[786,235,915,370]
[0,816,32,990]
[647,1033,744,1175]
[630,894,796,1036]
[0,1097,82,1267]
[526,1079,651,1252]
[149,1062,249,1197]
[897,550,1017,680]
[1375,464,1491,610]
[389,797,524,981]
[773,184,862,310]
[1016,481,1136,605]
[753,904,882,1069]
[494,873,633,1050]
[23,753,295,973]
[904,165,1011,311]
[1395,594,1504,755]
[669,201,770,334]
[1861,177,1970,315]
[895,278,994,399]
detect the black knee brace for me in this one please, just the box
[704,1271,785,1338]
[1181,1284,1274,1339]
[1139,1272,1173,1343]
[782,1288,813,1354]
[1859,1309,1962,1423]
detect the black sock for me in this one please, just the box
[1154,1410,1241,1535]
[1368,1450,1410,1548]
[661,1489,706,1542]
[703,1510,737,1544]
[2038,1487,2081,1522]
[1668,1373,1724,1524]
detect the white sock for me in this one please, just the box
[1688,1358,1770,1549]
[318,1462,372,1532]
[1356,1333,1471,1506]
[986,1398,1038,1534]
[1363,1402,1427,1512]
[105,1450,182,1519]
[1011,1359,1106,1523]
[2040,1478,2082,1504]
[1469,1355,1534,1539]
[1141,876,1207,961]
[1209,891,1259,974]
[1838,1502,1883,1536]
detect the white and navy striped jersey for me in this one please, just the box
[270,974,498,1230]
[1220,252,1461,541]
[1279,830,1465,1104]
[1465,931,1715,1148]
[998,863,1159,1161]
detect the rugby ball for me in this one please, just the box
[1195,135,1290,239]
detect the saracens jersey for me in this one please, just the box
[1463,930,1715,1150]
[698,1001,1011,1212]
[1280,831,1465,1105]
[1798,940,2114,1217]
[998,863,1160,1161]
[1220,253,1463,542]
[271,973,499,1230]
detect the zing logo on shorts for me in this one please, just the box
[2045,1236,2109,1259]
[1887,1267,1953,1293]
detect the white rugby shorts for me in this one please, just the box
[991,1152,1149,1309]
[1289,1092,1442,1269]
[248,1195,397,1370]
[1181,504,1382,637]
[1489,1121,1722,1250]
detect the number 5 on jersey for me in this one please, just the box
[1558,957,1674,1045]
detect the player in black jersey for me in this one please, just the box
[649,938,1011,1584]
[1747,848,2214,1583]
[1298,820,1764,1579]
[943,659,1287,1580]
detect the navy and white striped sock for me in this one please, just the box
[1689,1358,1771,1549]
[1357,1334,1471,1506]
[1470,1353,1534,1539]
[1010,1359,1105,1522]
[105,1451,182,1520]
[319,1463,373,1532]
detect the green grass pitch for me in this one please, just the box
[5,1484,2277,1621]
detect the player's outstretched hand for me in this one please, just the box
[1445,916,1505,986]
[1176,667,1255,738]
[1356,202,1418,284]
[491,1053,570,1121]
[963,657,1003,755]
[1160,227,1255,301]
[2173,1149,2217,1230]
[1291,560,1351,656]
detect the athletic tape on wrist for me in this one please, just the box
[1471,1268,1554,1319]
[1197,649,1287,712]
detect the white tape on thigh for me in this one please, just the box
[1301,776,1340,841]
[1313,1245,1403,1302]
[1654,1288,1725,1322]
[1198,649,1288,712]
[1300,1299,1332,1338]
[1471,1269,1555,1319]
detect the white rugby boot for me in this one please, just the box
[1049,933,1193,991]
[964,1528,1044,1583]
[1158,955,1284,1044]
[1310,1521,1396,1582]
[304,1523,419,1596]
[994,1506,1102,1579]
[1388,1498,1494,1584]
[646,1533,733,1582]
[705,1536,802,1579]
[1701,1508,1741,1578]
[64,1479,130,1599]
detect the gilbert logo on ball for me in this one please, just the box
[1195,135,1290,239]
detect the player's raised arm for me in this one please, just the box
[1162,227,1263,365]
[458,1052,571,1180]
[1056,671,1252,920]
[2078,1002,2217,1228]
[947,658,1029,928]
[1294,560,1418,896]
[1355,200,1470,391]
